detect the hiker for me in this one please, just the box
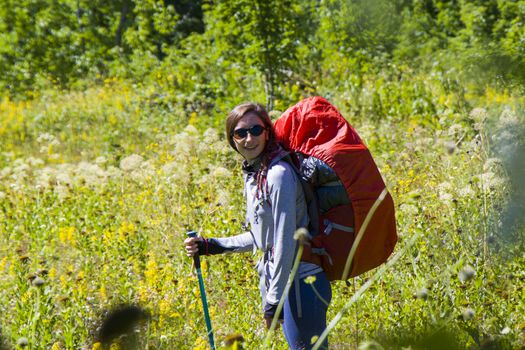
[184,102,331,350]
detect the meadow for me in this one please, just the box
[1,73,524,349]
[1,1,525,348]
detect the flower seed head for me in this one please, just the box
[17,337,29,347]
[416,287,429,300]
[459,265,476,282]
[462,308,475,320]
[293,227,310,244]
[32,277,45,287]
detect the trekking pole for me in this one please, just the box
[187,231,216,350]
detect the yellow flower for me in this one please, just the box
[91,342,103,350]
[145,257,159,286]
[110,342,121,350]
[51,341,61,350]
[58,227,76,246]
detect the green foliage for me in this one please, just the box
[1,1,525,349]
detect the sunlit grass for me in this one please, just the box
[0,78,523,349]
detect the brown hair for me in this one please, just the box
[225,102,278,158]
[226,103,280,199]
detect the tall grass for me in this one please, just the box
[0,75,523,349]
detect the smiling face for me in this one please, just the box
[232,112,268,162]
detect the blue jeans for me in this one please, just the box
[283,271,332,349]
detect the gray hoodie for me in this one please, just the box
[212,151,322,309]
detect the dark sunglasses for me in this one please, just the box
[232,124,266,140]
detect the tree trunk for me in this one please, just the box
[115,0,131,47]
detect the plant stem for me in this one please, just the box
[312,232,420,350]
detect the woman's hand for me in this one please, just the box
[184,236,203,257]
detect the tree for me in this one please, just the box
[205,0,307,110]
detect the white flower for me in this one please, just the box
[95,156,108,165]
[448,124,464,136]
[75,162,108,186]
[55,165,73,186]
[439,192,453,202]
[469,108,487,122]
[438,182,454,203]
[212,166,232,179]
[184,124,199,135]
[203,128,220,143]
[26,157,44,167]
[497,108,519,129]
[54,184,69,200]
[120,154,144,171]
[216,188,231,207]
[130,160,156,181]
[483,158,503,172]
[105,166,122,178]
[458,185,475,198]
[170,133,194,158]
[479,172,504,190]
[36,167,55,189]
[161,161,179,175]
[0,167,12,179]
[399,203,419,216]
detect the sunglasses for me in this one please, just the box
[232,124,266,140]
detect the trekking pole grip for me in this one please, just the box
[186,230,201,269]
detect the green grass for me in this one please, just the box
[0,77,524,349]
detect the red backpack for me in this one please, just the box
[274,96,397,280]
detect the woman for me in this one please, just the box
[184,103,331,349]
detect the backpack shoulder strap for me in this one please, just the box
[281,153,320,237]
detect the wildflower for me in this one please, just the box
[59,227,76,245]
[103,166,119,180]
[497,108,519,129]
[203,128,220,143]
[26,157,44,167]
[478,172,504,190]
[95,156,108,165]
[500,327,511,335]
[400,203,419,216]
[212,166,232,179]
[119,154,143,172]
[483,158,503,172]
[51,341,61,350]
[358,340,384,350]
[32,277,45,287]
[444,141,456,155]
[415,287,428,300]
[16,337,29,348]
[458,185,475,198]
[304,276,317,284]
[169,133,193,155]
[459,265,476,282]
[462,308,475,320]
[91,342,103,350]
[447,124,464,136]
[75,162,108,186]
[184,124,199,135]
[469,108,487,123]
[216,189,231,207]
[310,335,320,347]
[294,227,310,244]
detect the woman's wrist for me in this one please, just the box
[197,238,227,255]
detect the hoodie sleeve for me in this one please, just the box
[210,232,254,253]
[264,161,300,306]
